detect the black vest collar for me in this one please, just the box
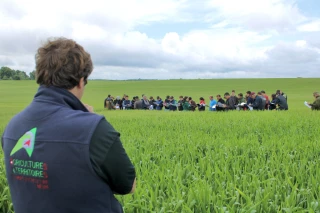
[34,85,88,112]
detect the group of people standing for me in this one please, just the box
[104,89,291,111]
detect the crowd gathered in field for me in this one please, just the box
[103,89,305,111]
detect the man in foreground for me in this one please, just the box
[1,38,136,213]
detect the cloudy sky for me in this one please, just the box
[1,0,319,79]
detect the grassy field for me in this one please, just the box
[1,79,320,212]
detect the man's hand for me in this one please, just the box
[84,104,94,113]
[130,178,137,194]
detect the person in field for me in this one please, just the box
[164,95,170,110]
[246,91,254,105]
[168,96,177,111]
[223,92,237,110]
[141,95,150,110]
[134,97,143,109]
[231,90,239,105]
[122,95,132,110]
[216,94,226,111]
[149,96,156,110]
[269,94,277,110]
[308,92,320,110]
[197,97,206,111]
[114,96,122,110]
[237,93,245,104]
[122,94,126,103]
[182,96,190,111]
[1,38,136,213]
[276,89,287,101]
[155,96,164,110]
[236,93,248,110]
[208,96,217,111]
[177,96,184,111]
[131,96,137,108]
[261,90,269,109]
[104,94,111,108]
[188,97,197,111]
[105,96,116,110]
[259,92,267,109]
[250,92,265,110]
[231,89,236,97]
[273,92,288,110]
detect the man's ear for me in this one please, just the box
[78,77,85,89]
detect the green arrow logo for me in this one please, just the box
[10,128,37,157]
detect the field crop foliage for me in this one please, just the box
[1,79,320,213]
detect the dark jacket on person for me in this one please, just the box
[141,99,150,110]
[164,99,170,110]
[225,97,236,110]
[113,99,122,108]
[178,100,183,111]
[274,95,288,110]
[1,86,135,213]
[231,96,238,105]
[252,95,264,110]
[246,97,254,105]
[134,100,142,109]
[261,96,267,108]
[169,100,177,111]
[155,99,163,110]
[131,99,136,108]
[282,92,287,101]
[310,96,320,110]
[149,99,157,109]
[189,100,197,111]
[269,97,277,110]
[122,100,132,109]
[216,98,226,111]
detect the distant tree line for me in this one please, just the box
[0,66,35,80]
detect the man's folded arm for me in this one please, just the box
[89,119,136,195]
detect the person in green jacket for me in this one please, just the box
[237,93,246,104]
[309,92,320,110]
[182,96,190,111]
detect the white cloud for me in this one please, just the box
[298,20,320,32]
[266,41,319,63]
[211,21,229,29]
[1,0,185,31]
[206,0,306,32]
[0,0,319,79]
[295,40,307,47]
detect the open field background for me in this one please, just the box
[1,79,320,212]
